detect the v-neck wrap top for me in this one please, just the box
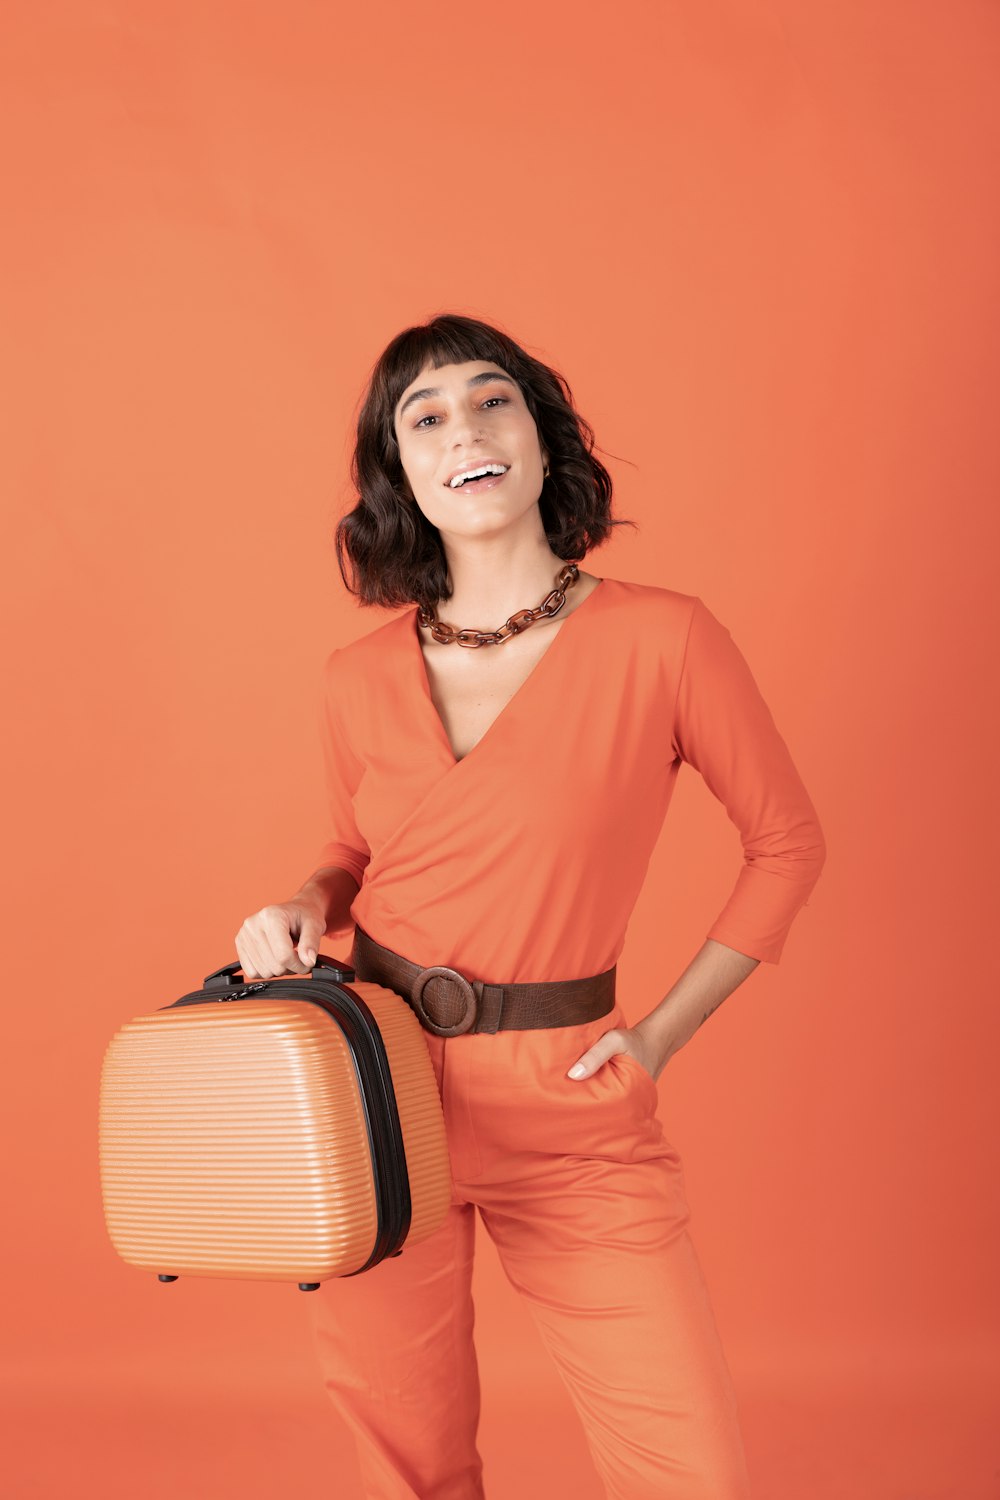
[315,576,826,984]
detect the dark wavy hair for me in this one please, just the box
[333,313,637,610]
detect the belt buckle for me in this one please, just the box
[410,965,478,1037]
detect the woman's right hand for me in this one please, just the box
[235,895,327,980]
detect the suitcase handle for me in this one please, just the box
[202,953,356,990]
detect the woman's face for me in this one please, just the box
[392,359,549,538]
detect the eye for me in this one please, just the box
[413,396,509,429]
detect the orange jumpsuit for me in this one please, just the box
[306,576,827,1500]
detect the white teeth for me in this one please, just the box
[449,464,508,488]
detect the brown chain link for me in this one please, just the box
[416,562,581,647]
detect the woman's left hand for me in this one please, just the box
[566,1022,663,1083]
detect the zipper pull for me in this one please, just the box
[222,982,269,1000]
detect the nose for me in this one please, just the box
[451,410,487,446]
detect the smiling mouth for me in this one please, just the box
[447,468,510,495]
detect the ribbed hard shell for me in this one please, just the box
[99,980,451,1283]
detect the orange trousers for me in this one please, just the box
[306,998,753,1500]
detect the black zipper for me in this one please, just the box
[160,977,411,1273]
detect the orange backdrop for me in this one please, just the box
[3,2,998,1497]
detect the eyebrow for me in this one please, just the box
[397,370,517,421]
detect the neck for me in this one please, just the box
[433,546,576,625]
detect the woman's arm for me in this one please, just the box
[671,596,828,966]
[295,864,362,941]
[568,596,826,1083]
[567,939,758,1082]
[313,647,372,902]
[633,939,760,1076]
[637,598,826,1071]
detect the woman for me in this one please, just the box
[236,313,826,1500]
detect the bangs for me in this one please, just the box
[385,322,519,414]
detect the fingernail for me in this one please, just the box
[567,1063,586,1079]
[303,949,316,965]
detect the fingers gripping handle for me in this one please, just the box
[202,954,356,990]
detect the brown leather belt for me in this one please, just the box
[350,923,617,1037]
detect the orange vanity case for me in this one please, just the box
[98,953,452,1291]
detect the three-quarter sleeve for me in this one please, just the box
[315,647,371,888]
[671,597,827,964]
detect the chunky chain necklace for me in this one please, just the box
[416,562,581,648]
